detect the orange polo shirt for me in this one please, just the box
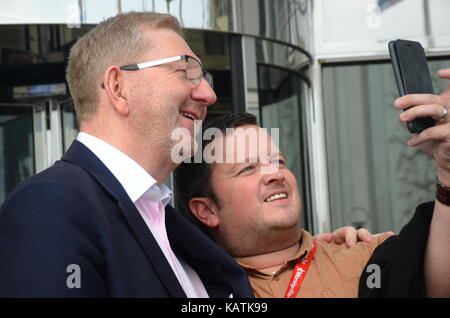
[237,230,392,298]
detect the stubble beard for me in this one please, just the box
[224,216,302,258]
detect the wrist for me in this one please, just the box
[436,167,450,187]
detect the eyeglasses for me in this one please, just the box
[119,55,213,88]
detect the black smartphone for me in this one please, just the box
[388,39,435,134]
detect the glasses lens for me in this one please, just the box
[186,57,213,88]
[186,58,203,83]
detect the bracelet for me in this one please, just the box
[436,178,450,206]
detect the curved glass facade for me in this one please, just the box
[0,0,312,49]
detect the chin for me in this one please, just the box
[278,214,302,231]
[271,220,301,235]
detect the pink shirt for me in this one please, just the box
[77,132,209,298]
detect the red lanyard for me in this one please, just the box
[284,241,316,298]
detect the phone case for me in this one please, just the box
[388,39,435,134]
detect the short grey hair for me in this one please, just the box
[66,11,183,123]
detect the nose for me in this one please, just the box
[191,77,217,108]
[262,167,285,185]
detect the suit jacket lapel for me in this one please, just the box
[62,141,186,298]
[165,205,254,298]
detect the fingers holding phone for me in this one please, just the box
[394,93,450,127]
[438,68,450,80]
[392,66,450,147]
[393,83,450,161]
[389,64,450,175]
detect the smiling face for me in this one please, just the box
[125,27,216,163]
[203,125,302,257]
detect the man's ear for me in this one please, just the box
[188,197,219,228]
[103,66,129,116]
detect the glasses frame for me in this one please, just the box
[119,54,213,88]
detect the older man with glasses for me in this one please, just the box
[0,12,370,298]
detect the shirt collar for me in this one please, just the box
[76,132,172,205]
[140,180,172,206]
[238,230,315,276]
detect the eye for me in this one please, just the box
[238,165,255,175]
[176,69,193,83]
[272,158,286,166]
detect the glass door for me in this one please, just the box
[0,103,46,204]
[59,98,78,152]
[257,64,312,230]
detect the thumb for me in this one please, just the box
[438,68,450,80]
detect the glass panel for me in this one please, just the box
[60,99,78,152]
[0,105,35,204]
[322,58,450,233]
[258,64,311,230]
[184,29,233,120]
[0,24,84,105]
[0,23,87,169]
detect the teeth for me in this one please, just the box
[181,112,196,120]
[265,193,287,202]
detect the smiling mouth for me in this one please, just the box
[264,192,288,202]
[180,111,199,121]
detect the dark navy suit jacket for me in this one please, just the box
[0,141,253,298]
